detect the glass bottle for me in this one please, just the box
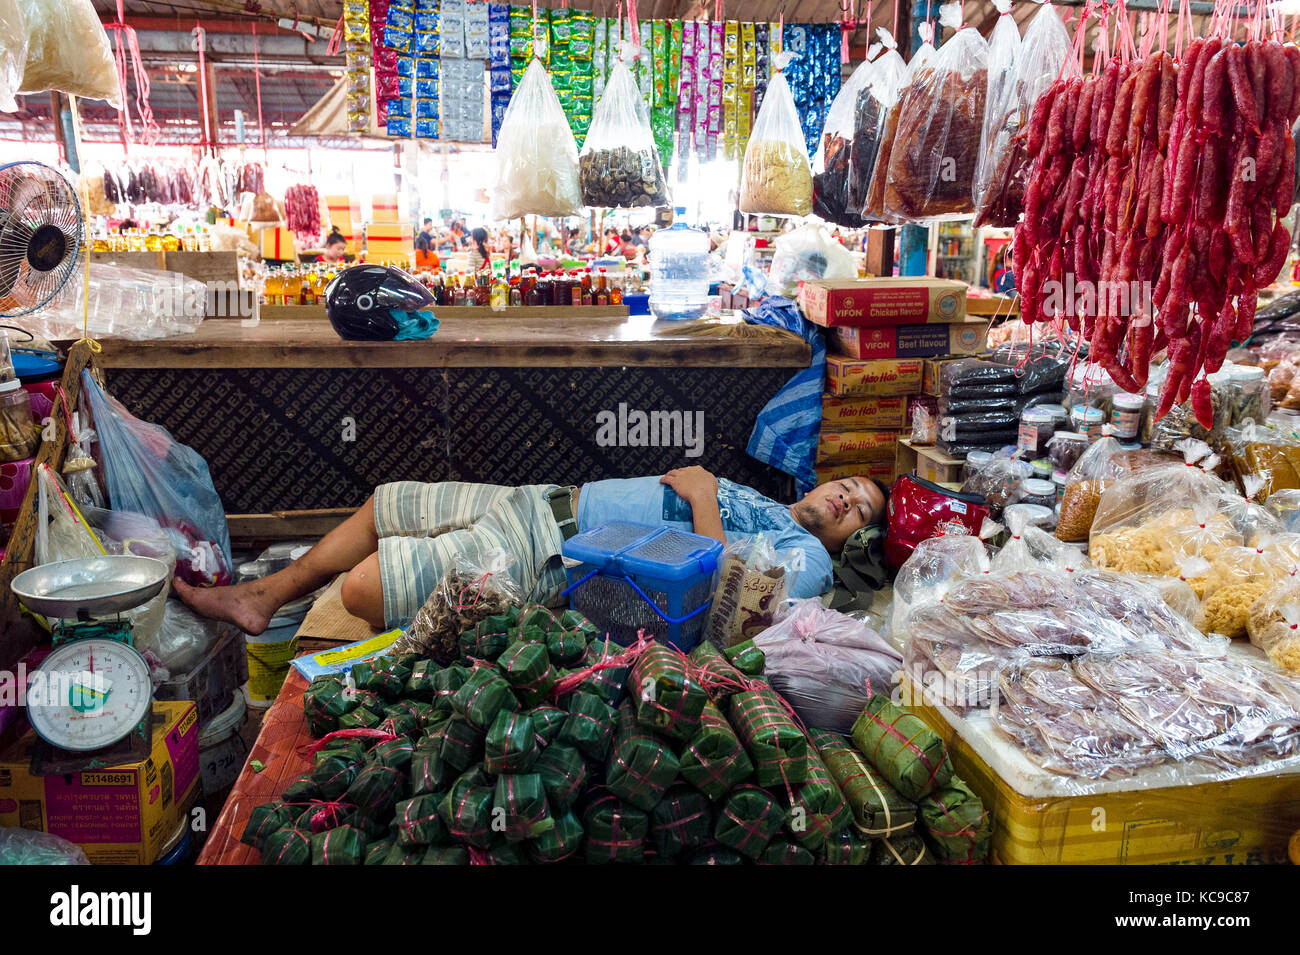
[162,230,180,253]
[509,278,522,307]
[145,229,163,252]
[609,273,624,306]
[452,274,467,306]
[490,272,509,309]
[264,267,282,305]
[594,269,609,307]
[92,228,109,253]
[569,269,583,308]
[475,273,491,307]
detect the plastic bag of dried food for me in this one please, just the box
[740,52,812,216]
[1193,541,1293,638]
[863,26,937,222]
[971,0,1020,222]
[16,0,120,107]
[974,1,1069,227]
[889,530,990,647]
[579,55,669,209]
[910,403,937,445]
[812,56,876,227]
[493,58,582,219]
[704,535,796,649]
[1056,436,1125,543]
[992,507,1091,575]
[849,35,906,222]
[1225,420,1300,504]
[1266,488,1300,532]
[940,357,1016,394]
[960,456,1030,515]
[883,3,988,222]
[0,827,89,865]
[1247,582,1300,672]
[1218,492,1285,546]
[392,549,525,663]
[1269,360,1297,403]
[766,221,857,296]
[0,0,27,112]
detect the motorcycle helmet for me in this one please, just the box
[323,264,439,341]
[885,474,991,570]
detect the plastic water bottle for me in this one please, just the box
[647,207,711,321]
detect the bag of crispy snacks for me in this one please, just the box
[394,550,523,663]
[1193,543,1289,638]
[812,56,876,227]
[493,58,582,218]
[851,695,953,802]
[883,4,988,221]
[850,35,906,221]
[704,535,793,649]
[1247,582,1300,672]
[971,0,1021,223]
[739,52,813,216]
[918,777,990,864]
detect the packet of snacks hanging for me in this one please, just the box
[578,44,670,209]
[883,1,989,222]
[862,24,936,221]
[492,56,583,219]
[739,51,812,216]
[850,30,906,224]
[971,0,1021,225]
[811,54,875,227]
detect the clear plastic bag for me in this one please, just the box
[392,548,525,663]
[973,1,1069,227]
[1265,488,1300,532]
[751,598,903,734]
[1225,420,1300,504]
[766,221,857,297]
[910,403,937,445]
[703,535,794,649]
[812,56,875,227]
[1193,540,1293,638]
[971,0,1020,224]
[851,37,906,222]
[1247,582,1300,672]
[492,58,581,219]
[16,0,120,107]
[81,371,233,587]
[960,456,1030,515]
[0,827,89,865]
[138,599,219,682]
[883,4,989,222]
[34,463,100,567]
[889,530,990,647]
[739,52,813,217]
[578,57,669,209]
[34,264,207,341]
[82,504,175,650]
[863,27,936,221]
[0,0,27,112]
[991,507,1091,575]
[1055,436,1125,542]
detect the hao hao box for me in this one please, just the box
[815,430,901,465]
[830,320,990,360]
[800,277,967,328]
[825,355,923,397]
[821,396,908,430]
[815,460,899,484]
[0,701,201,865]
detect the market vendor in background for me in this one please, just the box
[603,227,622,255]
[316,227,351,264]
[414,217,439,270]
[467,227,492,273]
[174,467,886,635]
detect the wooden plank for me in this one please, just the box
[163,250,240,287]
[90,250,166,270]
[865,228,895,278]
[94,315,813,369]
[226,508,356,542]
[257,304,633,322]
[0,340,97,670]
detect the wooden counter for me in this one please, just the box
[95,313,812,370]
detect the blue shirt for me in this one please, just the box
[576,476,833,599]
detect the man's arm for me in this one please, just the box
[660,467,726,545]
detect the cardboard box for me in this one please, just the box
[914,442,966,484]
[366,223,413,265]
[370,193,403,223]
[0,701,201,865]
[922,354,985,397]
[815,429,901,465]
[830,319,990,360]
[821,396,908,431]
[825,355,923,397]
[325,194,361,254]
[815,460,899,485]
[799,277,967,328]
[258,226,297,261]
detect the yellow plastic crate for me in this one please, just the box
[902,678,1300,865]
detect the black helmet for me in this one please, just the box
[323,264,436,341]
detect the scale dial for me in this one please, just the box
[27,638,151,752]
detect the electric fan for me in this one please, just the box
[0,161,84,317]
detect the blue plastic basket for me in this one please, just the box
[561,521,722,651]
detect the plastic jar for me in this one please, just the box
[1070,404,1106,441]
[1053,469,1069,504]
[1029,458,1053,481]
[1048,431,1089,472]
[963,450,994,484]
[1110,391,1146,440]
[0,380,36,464]
[1004,502,1056,533]
[1020,478,1057,509]
[1228,365,1269,426]
[1036,403,1069,430]
[1019,408,1056,456]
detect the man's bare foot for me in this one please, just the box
[173,579,278,636]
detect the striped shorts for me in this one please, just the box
[374,481,569,629]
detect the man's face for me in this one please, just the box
[791,477,886,553]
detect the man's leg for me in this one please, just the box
[174,494,381,635]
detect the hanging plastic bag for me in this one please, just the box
[766,221,857,297]
[883,2,989,222]
[34,463,100,567]
[974,1,1069,227]
[811,56,876,227]
[579,55,669,209]
[492,58,582,219]
[849,32,906,222]
[80,371,233,587]
[863,26,937,221]
[704,535,798,650]
[970,0,1020,224]
[739,52,813,217]
[17,0,121,108]
[991,506,1091,575]
[0,0,27,112]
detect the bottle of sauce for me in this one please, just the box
[162,231,180,253]
[609,273,624,306]
[569,269,583,308]
[594,269,609,306]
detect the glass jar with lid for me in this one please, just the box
[1227,365,1269,426]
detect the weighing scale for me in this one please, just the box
[10,555,170,774]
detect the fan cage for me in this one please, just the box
[0,161,85,318]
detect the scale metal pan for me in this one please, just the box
[11,555,171,619]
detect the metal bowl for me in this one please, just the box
[11,555,171,619]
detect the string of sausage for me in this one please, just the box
[1012,39,1300,429]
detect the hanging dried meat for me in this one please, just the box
[285,184,322,241]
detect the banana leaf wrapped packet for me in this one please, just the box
[452,665,519,730]
[727,682,809,786]
[377,710,421,740]
[410,747,451,796]
[261,827,312,865]
[365,837,395,865]
[714,784,785,859]
[310,752,359,801]
[689,641,751,699]
[851,695,952,802]
[423,845,470,865]
[628,642,708,741]
[440,715,486,771]
[606,701,680,811]
[404,660,439,701]
[787,745,851,850]
[241,802,291,850]
[649,784,714,858]
[811,727,916,838]
[439,771,497,848]
[821,827,872,865]
[431,664,470,715]
[583,790,648,864]
[535,741,590,812]
[548,629,588,666]
[484,709,540,773]
[759,836,816,865]
[460,621,511,662]
[303,675,359,735]
[722,638,766,675]
[529,705,567,744]
[394,795,449,846]
[686,844,748,865]
[310,825,367,865]
[383,843,427,865]
[494,772,555,842]
[352,657,410,700]
[529,809,585,863]
[558,691,616,760]
[870,832,935,865]
[344,764,406,838]
[281,776,321,803]
[498,640,557,706]
[366,736,414,772]
[919,777,990,864]
[678,700,754,800]
[566,637,632,706]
